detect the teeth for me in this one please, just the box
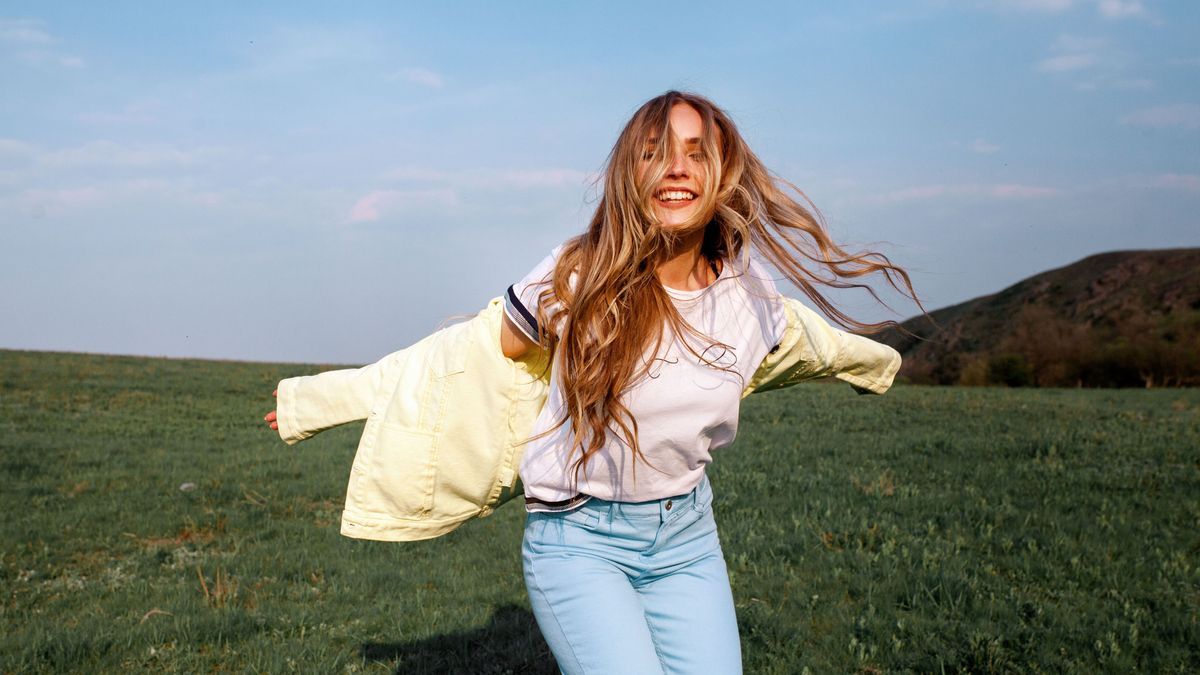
[656,190,696,201]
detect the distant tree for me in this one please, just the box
[986,354,1032,387]
[957,357,989,386]
[901,356,936,386]
[1077,345,1140,388]
[1000,304,1090,387]
[930,351,962,385]
[1097,311,1200,388]
[1155,311,1200,386]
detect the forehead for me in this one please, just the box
[645,103,705,144]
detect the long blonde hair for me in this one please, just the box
[533,91,917,483]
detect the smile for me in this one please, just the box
[655,189,697,203]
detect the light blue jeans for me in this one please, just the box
[522,475,742,674]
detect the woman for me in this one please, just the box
[496,91,915,674]
[266,90,915,673]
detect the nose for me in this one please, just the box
[666,148,689,178]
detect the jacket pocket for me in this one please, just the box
[350,423,438,518]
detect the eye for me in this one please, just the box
[688,152,706,161]
[641,151,656,161]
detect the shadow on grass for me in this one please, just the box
[360,604,557,674]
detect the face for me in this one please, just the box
[640,102,711,230]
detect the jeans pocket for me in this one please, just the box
[560,508,601,530]
[526,508,604,551]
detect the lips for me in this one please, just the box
[654,188,698,208]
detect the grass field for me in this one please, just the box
[2,348,1198,673]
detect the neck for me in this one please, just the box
[656,227,715,291]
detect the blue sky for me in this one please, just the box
[1,1,1197,363]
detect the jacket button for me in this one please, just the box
[664,500,673,511]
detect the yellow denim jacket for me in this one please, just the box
[275,296,900,542]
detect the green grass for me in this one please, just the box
[1,348,1198,673]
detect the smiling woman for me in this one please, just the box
[492,90,920,673]
[268,89,919,675]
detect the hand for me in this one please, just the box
[264,389,278,430]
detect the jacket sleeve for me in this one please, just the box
[275,352,396,446]
[745,296,902,396]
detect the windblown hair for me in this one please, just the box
[532,90,918,484]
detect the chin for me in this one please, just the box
[655,209,708,232]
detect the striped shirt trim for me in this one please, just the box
[524,493,593,513]
[504,284,540,343]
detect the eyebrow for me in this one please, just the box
[645,137,702,146]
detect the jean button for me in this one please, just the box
[664,500,673,511]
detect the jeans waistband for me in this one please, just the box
[576,473,712,520]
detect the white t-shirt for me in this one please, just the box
[504,246,787,511]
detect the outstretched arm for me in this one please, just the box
[266,352,396,445]
[746,297,902,396]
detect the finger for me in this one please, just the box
[270,421,278,430]
[272,389,278,397]
[265,411,277,422]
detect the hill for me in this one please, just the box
[879,248,1200,387]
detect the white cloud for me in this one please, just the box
[968,138,1001,154]
[345,166,591,223]
[76,101,161,126]
[382,165,591,189]
[14,48,84,68]
[1148,174,1200,192]
[1121,104,1200,130]
[345,188,459,224]
[382,167,452,182]
[1038,53,1097,72]
[1052,34,1106,52]
[1096,0,1145,19]
[40,141,226,169]
[880,184,956,201]
[1037,34,1105,74]
[991,184,1061,198]
[1075,76,1154,91]
[0,138,237,202]
[871,182,1062,203]
[989,0,1074,11]
[22,185,104,207]
[984,0,1149,18]
[1036,33,1151,89]
[0,138,36,163]
[0,18,51,44]
[0,175,248,220]
[492,169,591,188]
[392,67,444,88]
[0,19,85,69]
[1111,78,1154,90]
[346,190,388,223]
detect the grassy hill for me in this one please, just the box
[1,349,1198,672]
[881,248,1200,387]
